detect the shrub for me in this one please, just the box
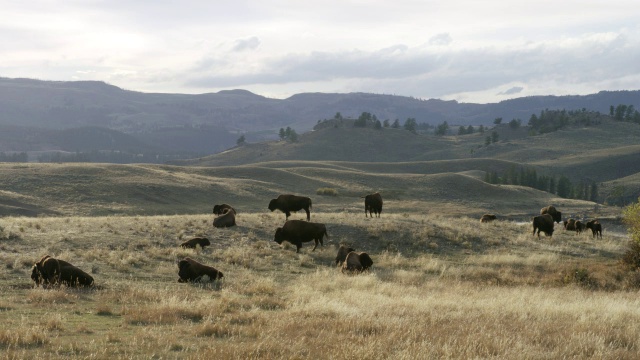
[621,240,640,270]
[316,188,338,196]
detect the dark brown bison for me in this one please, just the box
[480,214,497,223]
[564,218,576,231]
[586,220,603,239]
[31,255,61,287]
[213,204,236,215]
[213,210,236,228]
[341,251,374,273]
[532,214,554,238]
[273,220,328,253]
[31,256,94,287]
[575,220,585,234]
[362,192,383,218]
[268,194,312,221]
[335,245,356,266]
[177,257,224,283]
[180,237,211,249]
[540,205,562,223]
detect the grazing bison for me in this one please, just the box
[31,256,94,287]
[177,257,224,283]
[31,255,61,287]
[564,218,576,231]
[362,192,383,218]
[273,220,328,253]
[540,205,562,223]
[341,251,374,273]
[532,214,555,238]
[213,204,236,215]
[335,245,356,266]
[586,220,603,239]
[268,194,312,221]
[213,210,236,228]
[180,237,211,249]
[480,214,497,223]
[575,220,585,234]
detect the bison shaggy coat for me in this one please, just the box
[540,205,562,223]
[480,214,497,223]
[268,194,312,221]
[213,204,236,215]
[586,220,603,239]
[178,257,224,283]
[532,214,555,238]
[31,255,61,287]
[341,252,374,273]
[213,210,236,228]
[335,245,356,266]
[180,237,211,249]
[31,256,94,287]
[273,220,328,253]
[363,192,383,218]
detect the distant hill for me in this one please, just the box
[1,77,640,162]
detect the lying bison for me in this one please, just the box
[532,214,554,238]
[480,214,497,223]
[273,220,328,253]
[31,255,94,287]
[342,251,374,273]
[540,205,562,223]
[268,194,312,221]
[586,220,603,239]
[213,209,236,228]
[180,237,211,249]
[335,245,356,266]
[362,192,383,218]
[178,257,224,283]
[213,204,236,215]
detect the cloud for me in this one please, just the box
[232,37,261,52]
[498,86,524,95]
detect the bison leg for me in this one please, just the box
[285,211,291,220]
[312,239,319,251]
[295,243,301,253]
[305,208,310,221]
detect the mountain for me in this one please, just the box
[1,77,639,162]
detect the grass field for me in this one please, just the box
[1,209,639,359]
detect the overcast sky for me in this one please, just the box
[1,1,639,103]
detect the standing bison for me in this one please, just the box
[540,205,562,223]
[268,194,312,221]
[177,257,223,283]
[362,192,383,218]
[480,214,497,223]
[273,220,328,253]
[586,220,603,239]
[213,204,236,215]
[180,237,211,249]
[341,251,374,273]
[532,214,555,238]
[213,209,236,228]
[335,245,356,266]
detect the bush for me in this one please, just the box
[621,240,640,270]
[316,188,338,196]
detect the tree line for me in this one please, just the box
[484,165,598,201]
[0,152,28,162]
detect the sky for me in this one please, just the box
[1,0,639,103]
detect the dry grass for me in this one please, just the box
[0,211,638,359]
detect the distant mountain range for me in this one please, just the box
[0,77,639,161]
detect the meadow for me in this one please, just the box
[1,208,639,359]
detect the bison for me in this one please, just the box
[586,220,603,239]
[213,204,236,215]
[362,192,383,218]
[178,257,224,283]
[273,220,328,253]
[575,220,585,234]
[564,218,576,231]
[540,205,562,223]
[180,237,211,249]
[341,251,374,273]
[335,245,356,266]
[268,194,312,221]
[58,263,94,287]
[31,255,61,287]
[532,214,554,238]
[480,214,497,223]
[213,209,236,228]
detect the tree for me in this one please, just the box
[392,119,400,129]
[485,136,491,146]
[491,130,499,143]
[494,117,503,125]
[236,134,246,145]
[403,118,417,133]
[466,125,474,134]
[590,181,599,202]
[279,128,286,140]
[457,126,466,135]
[374,120,382,130]
[478,125,485,134]
[557,176,572,198]
[334,112,343,120]
[508,118,521,129]
[624,198,640,243]
[383,119,390,128]
[435,121,449,136]
[288,129,298,142]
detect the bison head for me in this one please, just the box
[268,199,278,212]
[30,265,41,286]
[273,227,284,244]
